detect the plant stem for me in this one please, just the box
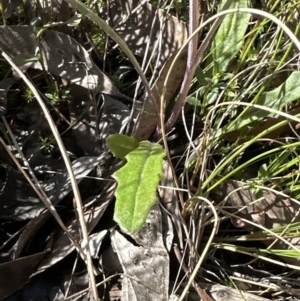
[163,0,199,134]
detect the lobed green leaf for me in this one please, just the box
[113,141,165,234]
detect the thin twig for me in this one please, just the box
[157,0,200,138]
[174,244,215,301]
[178,197,219,301]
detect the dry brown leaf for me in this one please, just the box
[111,203,169,301]
[104,0,188,140]
[211,179,300,264]
[14,211,52,259]
[133,49,187,141]
[207,283,272,301]
[211,179,300,229]
[69,87,130,156]
[36,0,73,36]
[170,282,272,301]
[0,252,46,300]
[0,155,101,220]
[107,0,187,69]
[0,25,123,95]
[36,184,115,274]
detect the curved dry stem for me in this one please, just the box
[1,51,99,300]
[178,196,219,301]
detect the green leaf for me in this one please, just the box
[258,163,268,178]
[66,14,82,27]
[106,134,139,159]
[113,141,165,234]
[212,0,250,73]
[195,67,207,86]
[227,71,300,132]
[187,96,201,106]
[13,54,40,65]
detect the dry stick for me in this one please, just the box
[158,0,199,138]
[1,52,99,301]
[188,0,199,72]
[158,0,201,247]
[161,0,234,136]
[159,0,199,202]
